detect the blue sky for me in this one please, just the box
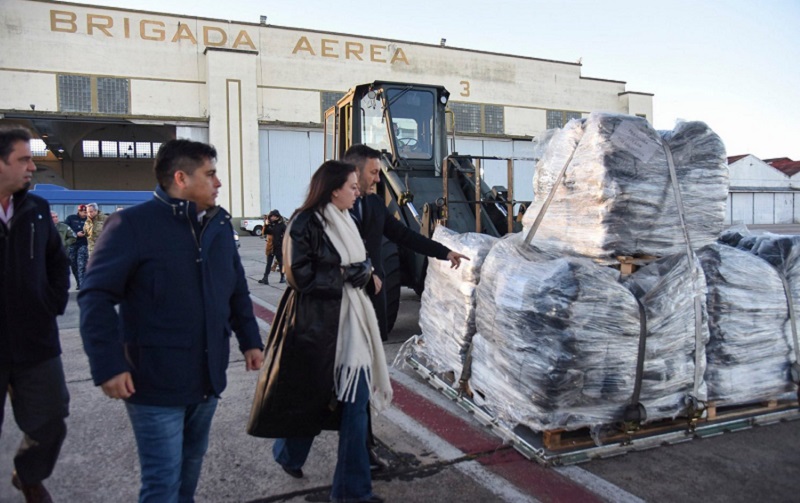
[73,0,800,160]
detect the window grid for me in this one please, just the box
[82,140,100,158]
[58,75,92,113]
[97,77,129,114]
[135,142,152,158]
[152,142,162,157]
[120,142,135,158]
[30,139,48,157]
[101,141,118,158]
[547,110,583,129]
[452,102,481,133]
[320,91,345,120]
[484,105,504,135]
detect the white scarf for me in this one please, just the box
[321,203,393,412]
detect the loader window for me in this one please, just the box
[385,89,434,160]
[360,94,392,153]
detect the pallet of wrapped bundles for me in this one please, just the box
[414,227,497,378]
[522,113,728,262]
[469,234,707,434]
[698,243,796,406]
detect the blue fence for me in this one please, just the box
[32,184,153,219]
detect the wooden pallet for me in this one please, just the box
[539,398,799,451]
[615,255,658,275]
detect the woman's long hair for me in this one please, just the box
[292,160,357,222]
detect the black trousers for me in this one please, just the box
[0,357,70,484]
[262,254,284,279]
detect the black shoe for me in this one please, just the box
[257,278,268,285]
[358,496,384,503]
[11,471,53,503]
[280,465,303,479]
[279,276,286,284]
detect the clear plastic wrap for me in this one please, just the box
[522,113,729,261]
[698,243,795,405]
[415,227,497,377]
[470,234,642,431]
[623,254,709,415]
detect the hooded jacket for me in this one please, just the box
[78,186,263,406]
[0,189,70,365]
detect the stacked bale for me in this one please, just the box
[698,243,796,405]
[416,227,497,377]
[522,113,728,262]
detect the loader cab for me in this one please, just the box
[324,81,449,171]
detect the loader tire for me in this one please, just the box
[382,238,401,334]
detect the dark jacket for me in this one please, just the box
[0,189,71,365]
[78,186,263,406]
[65,213,87,247]
[248,210,344,438]
[266,219,286,260]
[355,193,451,338]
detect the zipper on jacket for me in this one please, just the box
[30,222,35,259]
[186,211,203,262]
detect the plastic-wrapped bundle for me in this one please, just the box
[623,254,709,416]
[470,234,642,431]
[522,113,728,262]
[416,227,497,377]
[698,243,795,404]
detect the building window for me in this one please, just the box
[321,91,345,120]
[80,140,161,158]
[484,105,504,135]
[101,141,118,157]
[449,102,505,135]
[97,77,129,114]
[58,75,92,113]
[135,142,152,158]
[546,110,583,129]
[58,74,130,114]
[82,140,100,158]
[30,139,48,157]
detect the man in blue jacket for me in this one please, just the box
[79,139,264,502]
[0,125,71,503]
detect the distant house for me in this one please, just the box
[727,155,800,224]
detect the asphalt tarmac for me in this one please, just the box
[2,233,799,502]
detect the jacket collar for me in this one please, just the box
[152,185,222,223]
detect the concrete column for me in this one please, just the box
[204,47,260,217]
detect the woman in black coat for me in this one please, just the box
[248,160,391,503]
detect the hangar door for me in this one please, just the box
[259,129,324,217]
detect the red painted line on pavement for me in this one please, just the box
[252,305,603,503]
[252,302,275,324]
[391,381,604,503]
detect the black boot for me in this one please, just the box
[258,276,269,285]
[279,273,286,284]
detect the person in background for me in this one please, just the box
[51,211,76,251]
[248,160,391,503]
[65,204,88,289]
[257,209,287,285]
[83,202,106,256]
[79,139,264,503]
[0,124,71,503]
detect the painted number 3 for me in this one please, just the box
[460,80,470,97]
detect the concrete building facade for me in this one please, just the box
[1,0,654,217]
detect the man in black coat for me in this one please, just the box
[0,125,71,503]
[343,144,468,341]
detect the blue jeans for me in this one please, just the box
[126,397,218,503]
[68,244,87,288]
[273,372,373,502]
